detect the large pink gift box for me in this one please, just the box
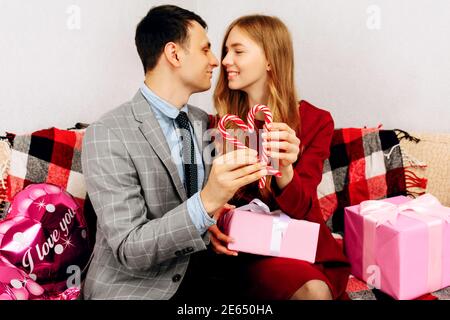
[219,199,320,263]
[344,194,450,300]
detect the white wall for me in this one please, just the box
[1,0,449,134]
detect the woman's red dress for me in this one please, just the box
[231,100,351,300]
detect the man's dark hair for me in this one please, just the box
[135,5,207,73]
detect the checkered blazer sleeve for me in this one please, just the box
[81,122,206,272]
[274,106,335,220]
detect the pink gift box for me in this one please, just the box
[219,200,320,263]
[344,194,450,300]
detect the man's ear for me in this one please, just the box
[163,42,181,67]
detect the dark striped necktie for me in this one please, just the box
[175,111,198,198]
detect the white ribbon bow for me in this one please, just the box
[236,199,290,256]
[360,194,450,227]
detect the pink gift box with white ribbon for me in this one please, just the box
[219,199,320,263]
[344,194,450,300]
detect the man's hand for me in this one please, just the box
[208,203,238,256]
[200,148,267,215]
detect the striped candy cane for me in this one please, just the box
[247,104,272,133]
[218,105,281,189]
[218,114,248,150]
[247,105,281,188]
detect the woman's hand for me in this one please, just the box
[262,122,301,189]
[208,203,239,256]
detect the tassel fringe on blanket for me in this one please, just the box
[394,129,428,197]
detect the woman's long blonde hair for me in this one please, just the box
[213,15,301,203]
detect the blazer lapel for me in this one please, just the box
[131,91,187,201]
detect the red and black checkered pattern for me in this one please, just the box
[317,127,411,235]
[6,127,85,204]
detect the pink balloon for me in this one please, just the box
[0,256,46,300]
[44,184,62,195]
[17,198,34,213]
[28,188,47,201]
[49,286,81,300]
[0,183,91,299]
[0,283,14,300]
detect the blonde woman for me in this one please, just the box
[210,15,351,300]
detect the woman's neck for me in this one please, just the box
[247,88,269,121]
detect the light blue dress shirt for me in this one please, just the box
[140,83,215,235]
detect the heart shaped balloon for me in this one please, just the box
[0,255,45,300]
[0,183,91,297]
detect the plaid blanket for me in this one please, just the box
[317,127,427,235]
[7,127,86,204]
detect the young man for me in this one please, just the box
[81,5,267,300]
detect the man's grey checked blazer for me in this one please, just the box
[81,90,213,300]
